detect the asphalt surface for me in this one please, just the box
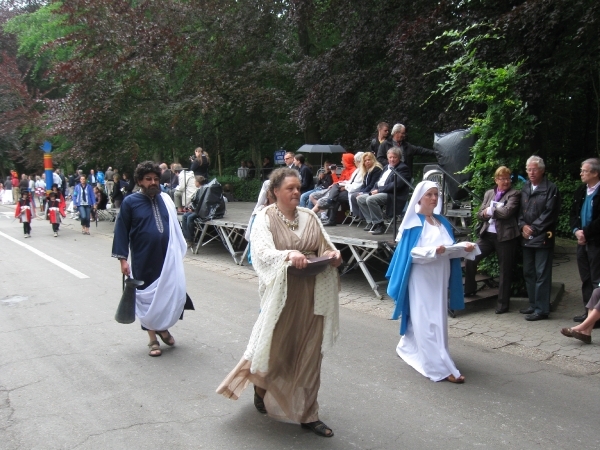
[1,206,600,449]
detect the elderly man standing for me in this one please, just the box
[173,163,196,213]
[571,158,600,323]
[376,123,437,174]
[518,156,560,321]
[112,161,193,357]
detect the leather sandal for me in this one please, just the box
[301,420,334,437]
[445,374,465,384]
[253,386,267,414]
[148,340,161,357]
[560,327,574,338]
[156,330,175,346]
[571,329,592,344]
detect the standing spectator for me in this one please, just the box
[111,174,124,208]
[96,169,105,187]
[159,163,171,191]
[88,169,97,186]
[284,152,296,169]
[11,170,19,202]
[105,166,114,193]
[570,158,600,323]
[120,172,134,198]
[35,175,46,212]
[293,154,314,193]
[237,160,248,179]
[112,161,193,357]
[246,160,257,179]
[19,174,29,192]
[4,177,13,204]
[52,169,62,192]
[369,122,390,155]
[190,147,210,178]
[15,190,35,238]
[464,166,521,313]
[73,175,96,235]
[377,123,437,175]
[518,156,560,321]
[173,164,196,213]
[261,156,274,180]
[45,190,66,237]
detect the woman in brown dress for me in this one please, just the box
[217,168,342,437]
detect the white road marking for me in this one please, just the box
[0,231,90,279]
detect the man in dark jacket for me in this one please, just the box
[294,153,315,194]
[357,147,410,235]
[369,122,390,155]
[570,158,600,323]
[376,123,438,174]
[518,156,560,321]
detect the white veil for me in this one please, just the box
[395,180,442,242]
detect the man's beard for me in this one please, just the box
[141,185,160,196]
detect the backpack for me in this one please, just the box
[195,178,226,221]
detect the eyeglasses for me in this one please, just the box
[581,169,592,174]
[526,167,541,173]
[495,177,510,182]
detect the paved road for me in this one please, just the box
[1,209,600,449]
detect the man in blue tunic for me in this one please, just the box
[112,161,193,357]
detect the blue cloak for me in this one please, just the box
[386,214,465,335]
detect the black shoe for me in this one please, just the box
[525,313,549,321]
[253,387,267,414]
[495,308,509,314]
[363,223,373,231]
[574,312,588,323]
[369,223,386,235]
[519,307,535,314]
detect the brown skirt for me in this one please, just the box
[216,273,324,423]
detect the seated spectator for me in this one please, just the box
[561,286,600,344]
[182,176,207,246]
[312,153,358,225]
[300,159,337,208]
[350,153,383,220]
[173,164,196,213]
[357,147,410,235]
[94,186,109,210]
[223,184,235,202]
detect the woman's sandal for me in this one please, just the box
[445,374,465,384]
[148,340,161,357]
[156,330,175,346]
[301,420,334,437]
[253,387,267,414]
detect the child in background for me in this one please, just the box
[15,190,35,238]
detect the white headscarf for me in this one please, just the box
[395,180,442,242]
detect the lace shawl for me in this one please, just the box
[243,205,340,374]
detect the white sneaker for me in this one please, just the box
[54,232,58,237]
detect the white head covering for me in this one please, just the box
[395,180,442,242]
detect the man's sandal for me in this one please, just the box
[301,420,334,437]
[148,340,161,357]
[156,330,175,346]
